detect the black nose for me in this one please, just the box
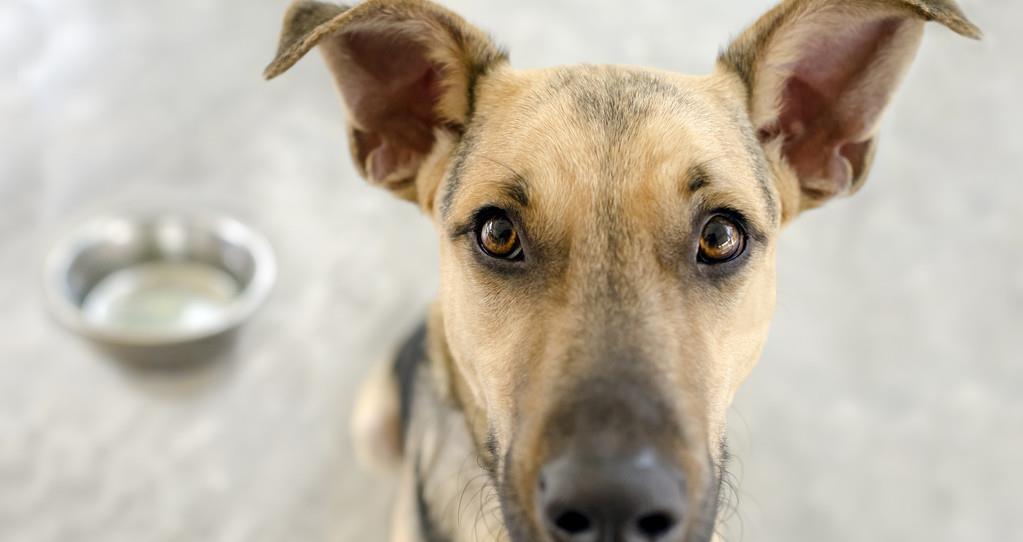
[538,448,686,542]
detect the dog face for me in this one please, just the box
[435,66,780,539]
[267,1,978,540]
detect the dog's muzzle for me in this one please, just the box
[528,372,702,542]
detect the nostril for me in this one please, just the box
[635,511,677,538]
[554,510,593,535]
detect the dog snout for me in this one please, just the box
[538,447,686,542]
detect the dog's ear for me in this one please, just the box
[265,0,507,204]
[719,0,980,216]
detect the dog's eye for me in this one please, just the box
[477,212,523,260]
[698,215,745,264]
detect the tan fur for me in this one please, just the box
[351,358,403,473]
[266,1,979,540]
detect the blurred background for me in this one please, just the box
[1,0,1019,540]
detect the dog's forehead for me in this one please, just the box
[441,64,777,229]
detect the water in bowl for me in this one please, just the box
[81,261,239,336]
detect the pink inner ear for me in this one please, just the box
[772,17,906,199]
[338,28,446,184]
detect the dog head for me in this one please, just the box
[267,1,979,540]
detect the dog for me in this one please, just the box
[265,1,980,540]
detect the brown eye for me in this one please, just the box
[477,212,523,260]
[698,215,746,264]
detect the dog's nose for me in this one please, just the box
[538,448,686,542]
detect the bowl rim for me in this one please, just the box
[42,210,277,347]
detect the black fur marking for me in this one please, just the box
[465,61,489,120]
[686,164,712,194]
[439,128,478,219]
[561,67,694,149]
[393,322,428,448]
[415,454,451,542]
[481,429,499,477]
[500,179,530,209]
[428,8,508,121]
[465,45,508,120]
[734,106,780,222]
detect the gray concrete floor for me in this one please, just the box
[1,0,1020,541]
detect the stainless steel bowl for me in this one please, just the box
[44,211,275,363]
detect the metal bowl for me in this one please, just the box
[44,211,275,363]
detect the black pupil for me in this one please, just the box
[704,219,735,249]
[486,218,515,251]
